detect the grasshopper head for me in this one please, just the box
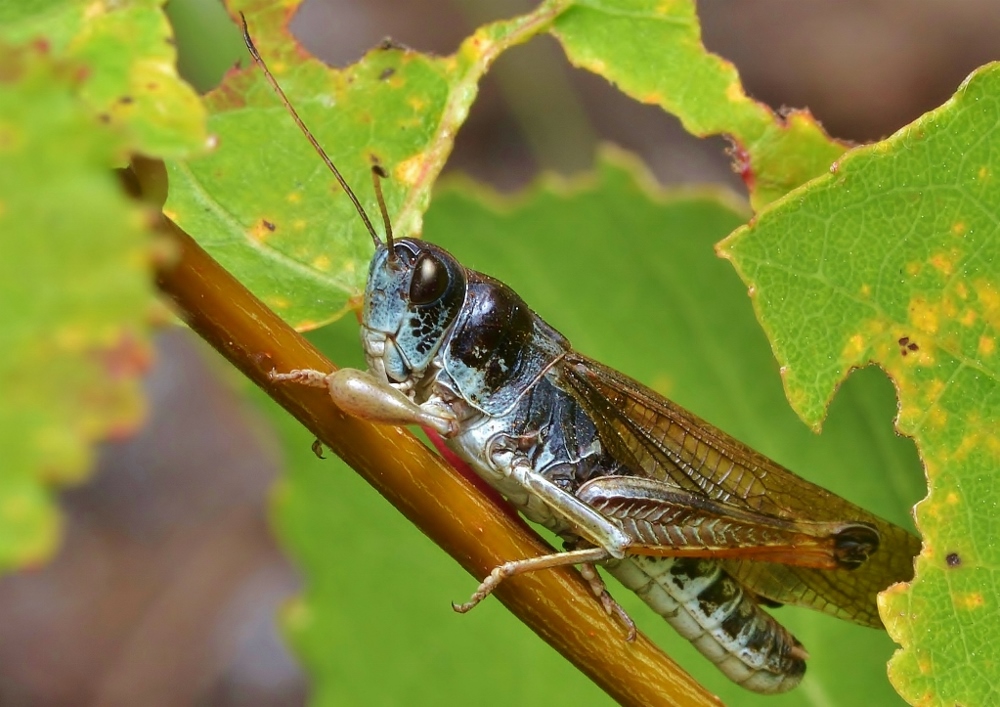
[361,238,468,388]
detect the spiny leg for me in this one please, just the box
[270,368,329,387]
[579,562,637,641]
[453,546,610,614]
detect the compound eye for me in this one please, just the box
[409,252,449,305]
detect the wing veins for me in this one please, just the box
[557,352,920,627]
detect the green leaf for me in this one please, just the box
[165,0,562,330]
[548,0,847,209]
[0,43,148,568]
[0,0,207,570]
[721,62,1000,705]
[267,149,921,705]
[1,0,208,158]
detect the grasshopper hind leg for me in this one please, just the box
[452,546,611,613]
[578,560,637,641]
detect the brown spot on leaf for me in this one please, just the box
[898,336,919,356]
[379,67,395,81]
[250,220,277,242]
[946,552,961,568]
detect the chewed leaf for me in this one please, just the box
[0,41,159,569]
[549,0,847,209]
[0,0,207,158]
[165,0,563,330]
[721,63,1000,704]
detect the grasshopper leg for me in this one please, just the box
[452,546,610,613]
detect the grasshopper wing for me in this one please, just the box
[558,352,920,628]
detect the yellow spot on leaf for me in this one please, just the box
[586,58,608,74]
[905,261,921,277]
[928,406,947,428]
[979,336,995,357]
[842,333,866,360]
[924,379,945,402]
[974,279,1000,329]
[642,92,664,105]
[312,255,331,272]
[909,298,939,335]
[83,2,104,20]
[961,309,977,326]
[946,492,960,505]
[958,592,985,610]
[408,96,428,113]
[268,296,290,310]
[725,81,746,103]
[951,221,967,236]
[955,433,980,461]
[250,221,274,242]
[54,325,87,352]
[396,153,426,186]
[293,219,306,231]
[956,281,968,299]
[978,166,990,180]
[859,283,871,298]
[929,252,955,276]
[287,192,302,204]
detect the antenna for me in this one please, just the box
[370,165,396,260]
[239,13,383,249]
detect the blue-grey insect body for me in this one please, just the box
[325,236,909,693]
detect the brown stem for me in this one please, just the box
[140,157,719,707]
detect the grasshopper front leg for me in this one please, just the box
[271,367,458,436]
